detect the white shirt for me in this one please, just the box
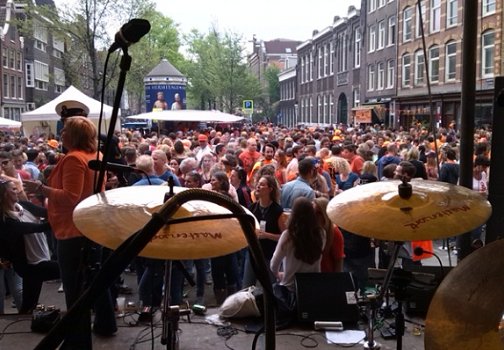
[270,228,326,292]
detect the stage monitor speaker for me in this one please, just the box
[294,272,360,326]
[402,265,453,317]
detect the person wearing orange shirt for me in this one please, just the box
[24,115,117,348]
[239,138,262,182]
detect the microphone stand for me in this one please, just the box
[95,48,132,193]
[34,189,276,350]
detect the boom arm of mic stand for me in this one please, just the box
[35,189,276,350]
[95,50,132,193]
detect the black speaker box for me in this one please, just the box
[402,265,453,317]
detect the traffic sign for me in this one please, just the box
[243,100,254,113]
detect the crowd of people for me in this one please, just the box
[0,98,492,338]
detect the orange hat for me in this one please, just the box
[47,139,59,149]
[198,134,208,142]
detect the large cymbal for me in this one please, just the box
[73,185,257,259]
[425,239,504,350]
[326,179,492,241]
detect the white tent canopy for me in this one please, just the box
[127,109,245,123]
[0,117,22,129]
[21,85,120,136]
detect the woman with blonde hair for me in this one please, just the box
[24,116,117,347]
[334,159,359,195]
[199,153,215,184]
[360,161,378,184]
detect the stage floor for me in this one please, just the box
[0,241,456,349]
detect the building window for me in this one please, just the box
[34,60,49,91]
[8,49,15,69]
[378,21,385,50]
[323,95,328,123]
[429,46,439,82]
[388,16,396,46]
[318,47,323,79]
[430,0,441,33]
[403,7,413,42]
[53,36,64,59]
[387,59,395,88]
[354,28,361,68]
[2,50,7,68]
[17,76,22,99]
[310,52,314,81]
[368,65,375,91]
[377,62,385,90]
[447,0,458,27]
[301,56,305,84]
[330,94,334,119]
[54,67,65,93]
[369,25,376,52]
[330,41,334,75]
[482,0,496,16]
[10,76,15,98]
[445,41,457,81]
[416,1,426,38]
[317,95,322,123]
[33,21,48,52]
[25,63,34,87]
[414,50,425,85]
[482,30,495,78]
[402,53,411,87]
[369,0,377,13]
[15,52,21,71]
[324,44,329,76]
[379,0,386,8]
[3,74,8,98]
[309,97,313,121]
[353,86,360,107]
[337,32,347,73]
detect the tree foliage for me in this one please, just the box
[125,5,184,114]
[184,28,261,113]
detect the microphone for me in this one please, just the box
[108,19,151,53]
[88,160,151,186]
[413,246,445,279]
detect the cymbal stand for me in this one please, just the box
[34,189,276,350]
[160,260,191,350]
[363,241,402,350]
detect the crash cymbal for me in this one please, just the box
[326,179,491,241]
[73,185,257,259]
[425,239,504,350]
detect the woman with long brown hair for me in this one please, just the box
[270,197,325,292]
[313,197,344,273]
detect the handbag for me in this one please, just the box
[219,286,261,318]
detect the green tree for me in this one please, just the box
[184,27,261,113]
[125,6,185,114]
[16,0,158,99]
[265,65,280,104]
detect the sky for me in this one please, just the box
[156,0,361,43]
[52,0,361,52]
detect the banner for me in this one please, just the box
[145,84,186,112]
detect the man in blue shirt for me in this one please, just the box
[132,155,165,186]
[281,157,316,209]
[151,149,180,186]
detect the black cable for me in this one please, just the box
[0,318,32,342]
